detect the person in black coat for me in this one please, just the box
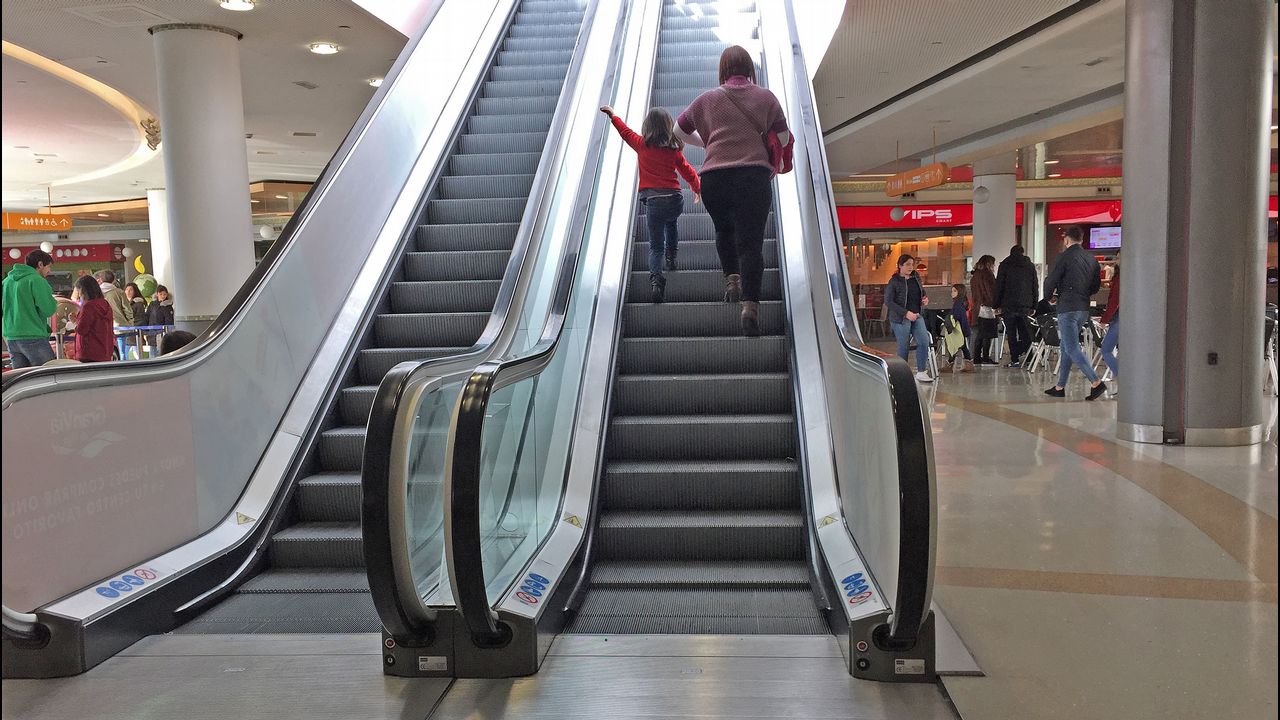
[995,244,1039,367]
[145,285,175,356]
[1043,226,1106,399]
[884,254,934,383]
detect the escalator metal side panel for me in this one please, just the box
[1,0,517,680]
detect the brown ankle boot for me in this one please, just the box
[724,273,742,303]
[740,300,760,337]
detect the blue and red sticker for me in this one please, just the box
[842,572,873,606]
[95,568,160,599]
[516,573,551,605]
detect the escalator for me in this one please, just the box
[2,0,602,677]
[361,0,937,684]
[174,0,586,636]
[565,0,826,635]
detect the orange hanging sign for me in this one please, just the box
[884,162,949,197]
[2,212,72,232]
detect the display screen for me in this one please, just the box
[1090,226,1121,249]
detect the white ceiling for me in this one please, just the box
[1,0,407,210]
[812,0,1077,133]
[815,0,1126,177]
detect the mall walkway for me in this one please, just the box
[922,367,1278,720]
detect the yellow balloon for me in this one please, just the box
[134,256,146,274]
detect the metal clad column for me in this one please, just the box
[1118,0,1274,446]
[149,24,256,321]
[971,154,1017,263]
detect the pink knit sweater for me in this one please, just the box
[676,76,789,174]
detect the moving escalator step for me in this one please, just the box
[602,459,800,511]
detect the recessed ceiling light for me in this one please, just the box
[250,199,261,203]
[367,77,383,87]
[275,194,289,199]
[220,0,256,10]
[97,213,110,217]
[309,42,339,55]
[1048,173,1062,178]
[1043,159,1060,165]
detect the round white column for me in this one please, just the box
[970,154,1017,263]
[149,24,255,320]
[145,188,172,287]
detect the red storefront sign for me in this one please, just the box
[838,203,1024,230]
[1047,197,1276,223]
[3,244,124,263]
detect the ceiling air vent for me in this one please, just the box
[291,131,317,137]
[64,4,178,27]
[293,81,319,90]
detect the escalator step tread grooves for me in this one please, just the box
[568,0,825,636]
[184,0,585,634]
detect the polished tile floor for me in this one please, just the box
[921,363,1278,720]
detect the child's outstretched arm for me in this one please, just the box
[601,106,642,151]
[675,152,701,196]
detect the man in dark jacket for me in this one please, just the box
[1043,226,1106,399]
[884,254,933,383]
[995,244,1039,367]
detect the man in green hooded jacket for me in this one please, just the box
[3,249,58,368]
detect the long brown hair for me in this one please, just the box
[718,45,756,85]
[641,107,681,150]
[975,254,996,272]
[951,283,969,305]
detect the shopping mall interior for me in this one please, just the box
[1,1,1276,719]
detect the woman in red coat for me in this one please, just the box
[969,255,999,365]
[72,275,115,363]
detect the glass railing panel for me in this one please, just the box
[403,379,464,600]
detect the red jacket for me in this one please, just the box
[610,116,701,194]
[1101,269,1119,324]
[74,298,115,362]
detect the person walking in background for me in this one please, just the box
[94,270,133,326]
[995,244,1039,367]
[2,249,58,368]
[885,254,933,383]
[675,45,790,336]
[1099,251,1120,383]
[1043,226,1107,400]
[947,283,975,373]
[969,255,999,365]
[601,104,701,303]
[124,283,147,323]
[71,275,114,363]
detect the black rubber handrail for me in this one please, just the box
[775,2,935,648]
[363,0,613,647]
[444,7,629,647]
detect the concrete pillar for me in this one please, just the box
[145,188,172,288]
[1118,0,1274,446]
[149,24,255,320]
[971,154,1017,264]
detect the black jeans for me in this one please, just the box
[1003,312,1032,361]
[974,317,998,362]
[699,166,772,302]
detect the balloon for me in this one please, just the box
[134,256,146,274]
[259,225,278,240]
[39,241,53,253]
[133,273,157,298]
[889,207,905,222]
[122,247,135,259]
[8,248,19,260]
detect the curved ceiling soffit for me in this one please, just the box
[2,40,160,189]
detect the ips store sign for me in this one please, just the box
[838,203,1023,230]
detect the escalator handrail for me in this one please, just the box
[363,0,614,646]
[770,3,935,646]
[0,1,457,648]
[443,1,631,646]
[0,0,449,399]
